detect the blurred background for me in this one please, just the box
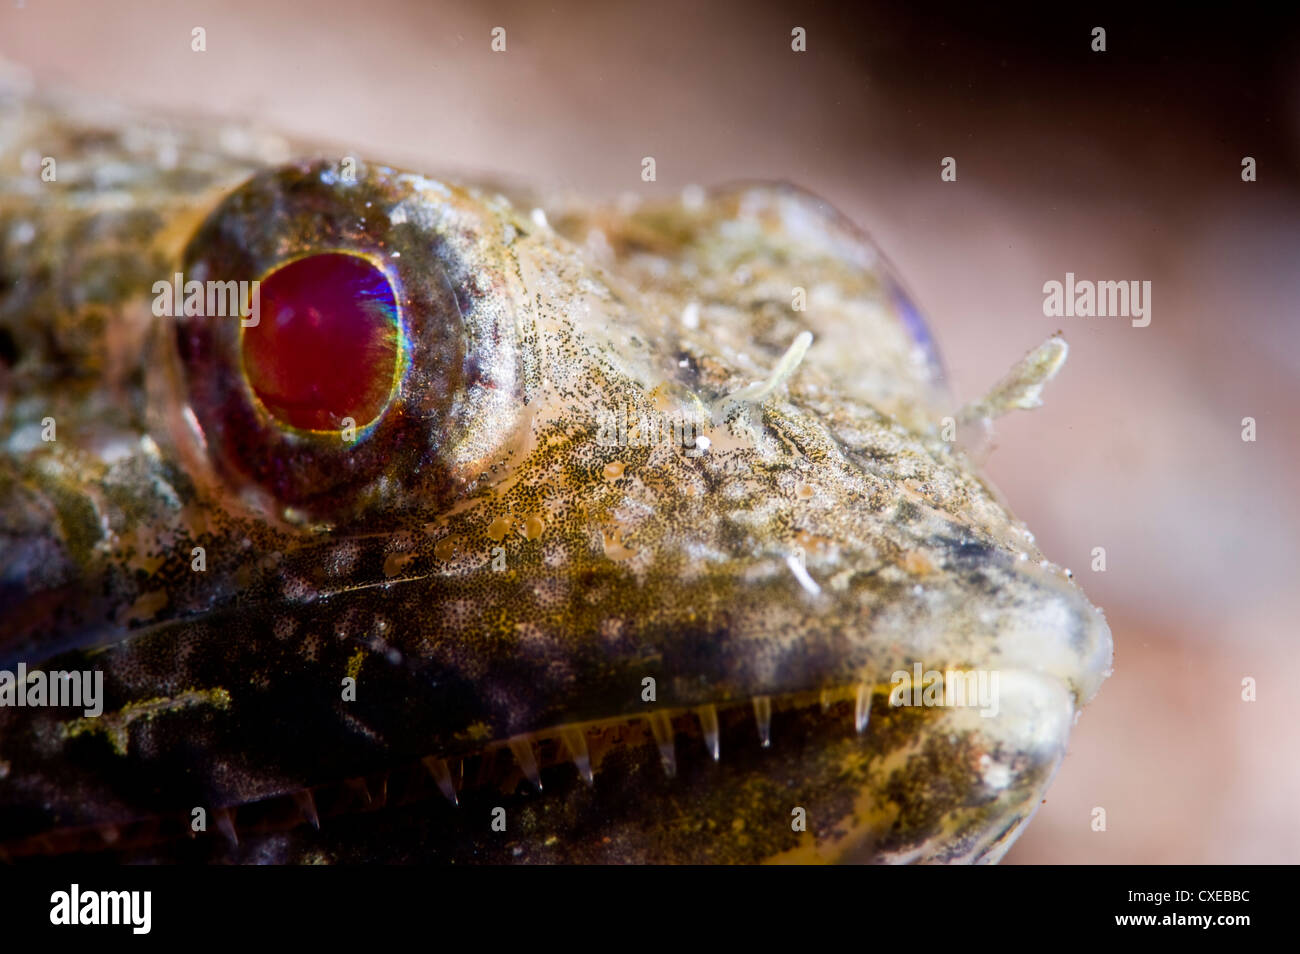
[2,0,1297,862]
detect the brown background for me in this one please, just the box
[2,0,1297,862]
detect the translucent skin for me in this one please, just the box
[0,88,1111,863]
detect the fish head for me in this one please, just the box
[0,149,1112,862]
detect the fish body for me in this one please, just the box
[0,76,1111,863]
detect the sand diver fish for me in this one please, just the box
[0,71,1110,863]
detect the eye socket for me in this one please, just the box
[172,160,527,522]
[242,253,401,432]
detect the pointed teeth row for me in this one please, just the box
[8,685,892,858]
[482,685,879,796]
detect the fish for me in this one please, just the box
[0,68,1112,864]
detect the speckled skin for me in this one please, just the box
[0,82,1111,863]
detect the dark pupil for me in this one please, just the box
[242,253,399,431]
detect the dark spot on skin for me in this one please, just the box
[672,349,700,385]
[894,500,923,524]
[939,538,1000,569]
[464,354,487,387]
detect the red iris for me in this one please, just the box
[242,253,400,432]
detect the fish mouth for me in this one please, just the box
[1,665,1078,864]
[0,501,1112,863]
[0,483,1112,864]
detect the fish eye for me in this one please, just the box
[168,160,527,523]
[241,252,404,433]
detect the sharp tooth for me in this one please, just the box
[213,807,239,847]
[647,712,677,777]
[292,791,321,829]
[422,757,459,805]
[509,738,543,791]
[696,705,721,761]
[753,696,772,748]
[820,689,833,713]
[855,683,872,734]
[346,777,372,807]
[561,728,594,785]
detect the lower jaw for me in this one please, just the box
[6,678,1066,864]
